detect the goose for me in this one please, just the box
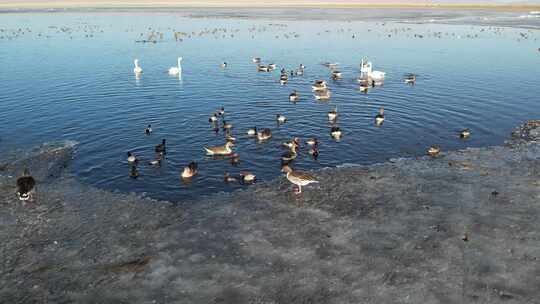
[460,128,471,139]
[306,138,318,146]
[181,161,198,178]
[209,113,218,123]
[328,106,338,121]
[281,165,318,194]
[145,124,153,135]
[129,166,139,179]
[16,168,36,201]
[427,145,441,157]
[204,141,234,156]
[257,128,272,141]
[276,114,287,124]
[224,171,237,183]
[127,152,138,164]
[133,59,142,74]
[331,126,342,139]
[331,70,342,79]
[247,127,257,136]
[240,171,256,184]
[222,121,233,130]
[168,57,182,75]
[314,90,331,101]
[375,107,385,125]
[155,139,166,154]
[312,80,327,92]
[289,90,299,102]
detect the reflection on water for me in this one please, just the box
[0,12,539,201]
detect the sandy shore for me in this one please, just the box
[1,1,540,10]
[1,121,539,303]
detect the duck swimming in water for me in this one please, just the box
[181,161,198,179]
[247,127,257,136]
[276,114,287,124]
[375,107,385,125]
[155,139,166,154]
[460,128,471,139]
[331,126,342,139]
[257,128,272,141]
[204,141,234,156]
[217,107,225,117]
[209,113,218,123]
[240,171,256,184]
[145,124,152,135]
[220,62,227,69]
[306,138,318,146]
[222,121,233,130]
[289,90,299,102]
[224,171,238,183]
[16,168,35,201]
[312,80,327,92]
[127,152,138,164]
[252,57,261,63]
[281,165,318,194]
[328,106,338,121]
[129,166,139,179]
[427,145,441,157]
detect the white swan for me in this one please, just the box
[133,59,142,74]
[168,57,182,75]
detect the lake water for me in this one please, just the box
[1,10,539,201]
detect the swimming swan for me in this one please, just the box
[168,57,183,75]
[133,59,142,74]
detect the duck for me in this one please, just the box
[289,90,299,102]
[314,90,331,101]
[281,165,318,194]
[268,63,277,69]
[222,121,233,130]
[283,137,300,149]
[181,161,198,178]
[149,154,162,166]
[331,70,342,79]
[323,62,338,68]
[257,128,272,141]
[375,107,385,125]
[217,107,225,116]
[328,106,338,121]
[129,166,139,179]
[239,171,256,184]
[204,141,234,156]
[331,126,342,139]
[252,57,261,63]
[127,152,138,164]
[155,139,166,154]
[168,57,182,75]
[247,127,257,136]
[312,80,327,91]
[133,59,142,74]
[306,138,318,146]
[427,145,441,157]
[404,73,416,84]
[224,172,237,183]
[257,64,270,72]
[309,146,319,159]
[460,128,471,139]
[209,113,218,123]
[276,114,287,124]
[279,74,288,85]
[145,124,153,135]
[220,62,227,69]
[230,153,240,166]
[16,168,36,201]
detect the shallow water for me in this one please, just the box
[1,11,539,201]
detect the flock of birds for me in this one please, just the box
[14,52,476,201]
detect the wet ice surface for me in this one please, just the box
[1,122,539,303]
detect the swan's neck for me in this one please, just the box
[177,58,182,69]
[134,61,139,68]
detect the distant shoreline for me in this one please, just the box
[1,2,540,12]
